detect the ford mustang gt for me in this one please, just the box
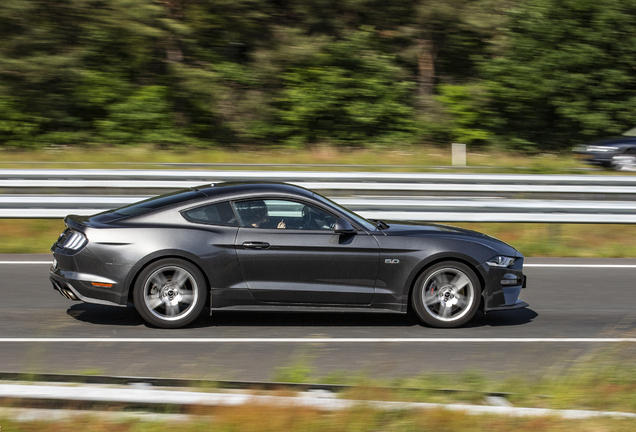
[50,182,528,328]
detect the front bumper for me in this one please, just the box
[486,299,529,312]
[573,151,616,167]
[481,261,528,312]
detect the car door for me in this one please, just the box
[233,199,379,305]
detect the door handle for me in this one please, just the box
[242,241,270,249]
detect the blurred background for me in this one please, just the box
[1,0,635,152]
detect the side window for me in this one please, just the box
[182,201,238,226]
[233,199,337,230]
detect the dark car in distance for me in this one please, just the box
[573,127,636,170]
[50,182,528,329]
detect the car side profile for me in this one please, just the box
[50,182,528,328]
[573,127,636,170]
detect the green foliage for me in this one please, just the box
[483,0,636,150]
[435,84,492,145]
[0,0,517,149]
[95,86,183,146]
[273,357,315,383]
[1,0,636,151]
[0,93,39,147]
[276,29,416,146]
[0,0,175,147]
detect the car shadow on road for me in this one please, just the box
[202,311,422,327]
[470,308,539,327]
[199,308,539,328]
[66,303,538,329]
[67,303,146,326]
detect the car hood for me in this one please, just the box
[379,222,522,257]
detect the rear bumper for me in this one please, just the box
[49,267,126,307]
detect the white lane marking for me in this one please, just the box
[0,338,635,343]
[524,264,636,268]
[3,261,636,268]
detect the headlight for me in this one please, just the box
[486,256,516,267]
[586,145,618,152]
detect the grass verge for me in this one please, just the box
[3,219,636,257]
[0,144,604,174]
[272,346,636,413]
[5,346,636,413]
[1,408,636,432]
[3,347,636,429]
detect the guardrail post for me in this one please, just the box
[452,143,466,166]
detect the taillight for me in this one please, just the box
[58,229,88,251]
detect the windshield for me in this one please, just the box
[623,127,636,137]
[312,193,376,231]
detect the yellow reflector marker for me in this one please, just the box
[91,282,113,288]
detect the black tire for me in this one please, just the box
[133,258,206,328]
[611,154,636,171]
[411,261,481,328]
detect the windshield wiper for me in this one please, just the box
[370,219,390,230]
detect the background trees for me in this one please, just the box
[484,0,636,151]
[0,0,635,151]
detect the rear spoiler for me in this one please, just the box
[64,215,90,232]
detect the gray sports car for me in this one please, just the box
[572,126,636,170]
[50,182,528,328]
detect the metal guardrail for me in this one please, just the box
[4,169,636,196]
[1,169,636,222]
[0,380,632,419]
[2,196,636,222]
[3,168,636,183]
[0,371,517,397]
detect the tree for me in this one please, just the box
[273,29,416,146]
[0,0,179,146]
[483,0,636,150]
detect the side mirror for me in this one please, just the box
[334,218,356,234]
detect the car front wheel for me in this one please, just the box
[412,262,481,328]
[612,154,636,171]
[134,259,206,328]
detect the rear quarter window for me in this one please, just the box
[182,201,238,226]
[89,189,205,223]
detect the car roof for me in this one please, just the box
[194,181,315,201]
[84,181,317,226]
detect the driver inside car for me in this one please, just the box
[249,202,285,228]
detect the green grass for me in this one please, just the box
[266,346,636,414]
[0,220,65,254]
[3,347,636,430]
[4,219,636,257]
[0,143,610,174]
[453,222,636,258]
[1,409,636,432]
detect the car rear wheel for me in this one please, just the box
[134,259,206,328]
[412,262,481,328]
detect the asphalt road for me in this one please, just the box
[1,254,636,381]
